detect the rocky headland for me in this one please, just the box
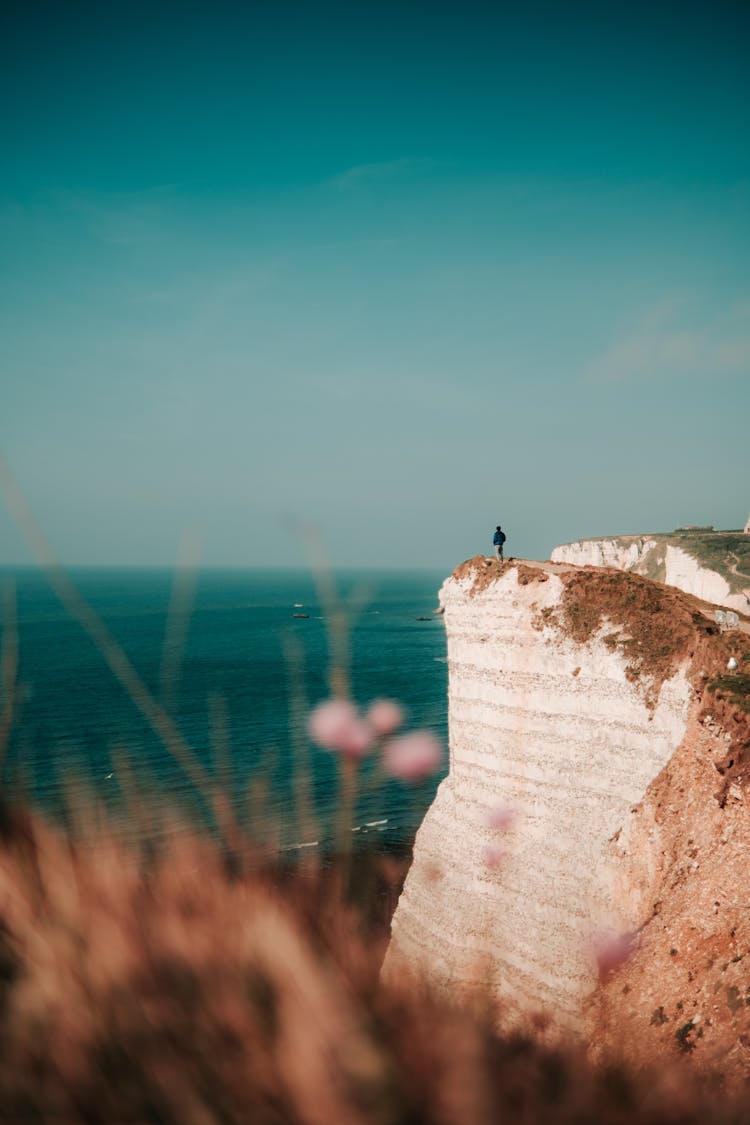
[386,556,750,1079]
[551,528,750,615]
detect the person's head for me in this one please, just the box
[496,525,502,531]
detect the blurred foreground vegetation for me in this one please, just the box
[0,800,749,1125]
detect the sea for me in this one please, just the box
[0,567,449,852]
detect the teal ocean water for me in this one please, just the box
[1,568,448,849]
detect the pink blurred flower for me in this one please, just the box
[308,700,374,759]
[366,698,405,737]
[592,931,634,979]
[485,802,515,830]
[482,845,506,868]
[383,731,443,782]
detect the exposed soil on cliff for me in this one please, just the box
[558,568,750,729]
[556,568,706,703]
[553,567,750,796]
[452,555,550,596]
[588,700,750,1085]
[565,572,750,1079]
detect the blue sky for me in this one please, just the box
[2,0,748,569]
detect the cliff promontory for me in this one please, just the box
[551,529,750,615]
[386,557,750,1076]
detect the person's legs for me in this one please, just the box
[494,545,502,560]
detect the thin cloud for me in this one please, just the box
[50,186,181,246]
[586,297,750,383]
[330,157,434,191]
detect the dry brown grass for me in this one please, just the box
[558,568,708,696]
[451,556,549,596]
[1,801,750,1124]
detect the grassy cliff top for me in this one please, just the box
[557,529,750,595]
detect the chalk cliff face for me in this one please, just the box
[386,558,750,1069]
[386,560,692,1034]
[551,536,750,615]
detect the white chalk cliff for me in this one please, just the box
[551,535,750,615]
[386,557,750,1071]
[385,560,694,1035]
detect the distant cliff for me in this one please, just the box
[386,558,750,1074]
[551,530,750,615]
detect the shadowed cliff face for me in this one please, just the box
[385,558,750,1064]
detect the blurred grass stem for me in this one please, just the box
[159,530,201,713]
[283,634,319,864]
[0,580,19,774]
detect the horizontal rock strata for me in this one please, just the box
[386,559,693,1035]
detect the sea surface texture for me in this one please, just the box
[1,567,448,849]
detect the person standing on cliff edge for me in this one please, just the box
[492,525,506,560]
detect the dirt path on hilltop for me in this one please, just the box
[728,552,750,584]
[508,556,578,575]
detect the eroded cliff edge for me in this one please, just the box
[386,557,750,1074]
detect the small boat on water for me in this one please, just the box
[292,613,310,619]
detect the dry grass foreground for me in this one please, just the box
[1,803,750,1124]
